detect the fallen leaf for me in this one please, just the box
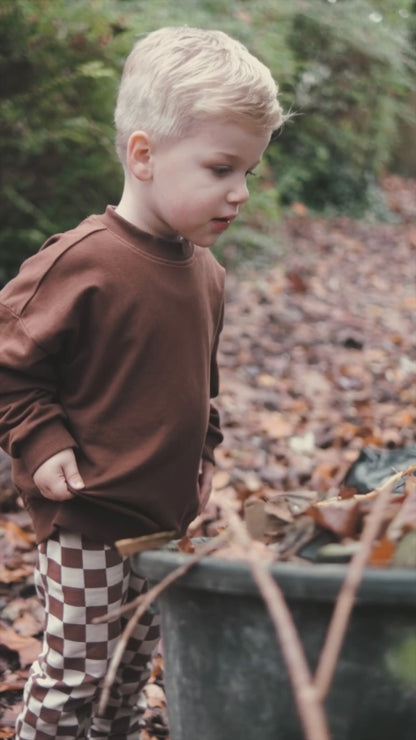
[259,412,294,440]
[0,672,27,692]
[387,476,416,542]
[283,490,318,516]
[244,498,267,541]
[256,373,277,388]
[144,683,166,709]
[369,536,396,567]
[212,470,231,489]
[0,623,41,667]
[177,536,195,553]
[392,531,416,568]
[0,564,34,584]
[0,705,22,730]
[0,729,17,738]
[0,519,34,549]
[1,597,44,634]
[13,613,43,638]
[308,497,359,538]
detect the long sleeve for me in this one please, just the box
[0,221,104,475]
[0,297,77,476]
[202,302,224,463]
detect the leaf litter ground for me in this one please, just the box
[1,175,416,738]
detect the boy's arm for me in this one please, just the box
[198,458,214,512]
[199,299,224,509]
[0,302,78,481]
[202,404,223,464]
[202,300,224,465]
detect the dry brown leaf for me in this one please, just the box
[1,596,44,630]
[264,500,294,524]
[144,683,167,709]
[0,729,16,738]
[369,536,396,567]
[0,519,34,549]
[148,653,164,683]
[177,536,195,553]
[13,613,42,638]
[387,476,416,542]
[390,408,414,427]
[0,564,34,584]
[259,412,294,440]
[256,373,277,388]
[244,498,267,541]
[338,486,359,500]
[212,470,231,489]
[283,490,318,516]
[0,672,27,692]
[0,704,22,730]
[308,498,359,539]
[0,623,41,668]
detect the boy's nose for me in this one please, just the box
[227,179,250,206]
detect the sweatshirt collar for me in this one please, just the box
[100,206,195,263]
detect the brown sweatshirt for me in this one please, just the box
[0,207,224,544]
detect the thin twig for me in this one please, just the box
[97,533,226,715]
[213,494,331,740]
[314,466,416,699]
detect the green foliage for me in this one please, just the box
[0,0,127,281]
[0,0,415,279]
[267,0,416,215]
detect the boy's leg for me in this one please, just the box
[90,572,161,739]
[15,530,159,740]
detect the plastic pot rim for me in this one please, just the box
[133,547,416,606]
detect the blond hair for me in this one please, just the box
[114,26,285,164]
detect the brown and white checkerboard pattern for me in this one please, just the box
[15,529,160,739]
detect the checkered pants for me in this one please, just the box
[15,529,161,740]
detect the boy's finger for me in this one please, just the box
[64,462,86,491]
[39,479,75,502]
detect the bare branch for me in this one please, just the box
[314,466,416,699]
[212,494,331,740]
[97,533,226,715]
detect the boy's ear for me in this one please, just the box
[127,131,154,181]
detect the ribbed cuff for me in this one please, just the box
[19,420,78,476]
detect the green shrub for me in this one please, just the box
[267,0,416,215]
[0,0,127,282]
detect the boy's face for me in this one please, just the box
[139,120,271,247]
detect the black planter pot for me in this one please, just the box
[134,548,416,740]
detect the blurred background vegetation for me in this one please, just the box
[0,0,415,281]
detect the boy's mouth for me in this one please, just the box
[212,214,236,225]
[212,217,234,232]
[215,214,236,222]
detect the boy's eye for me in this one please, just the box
[210,166,257,178]
[211,166,232,177]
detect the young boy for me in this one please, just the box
[0,26,285,739]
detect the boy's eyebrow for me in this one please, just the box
[211,152,261,169]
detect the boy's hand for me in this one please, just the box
[198,459,214,512]
[33,448,85,501]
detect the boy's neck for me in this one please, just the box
[116,181,183,243]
